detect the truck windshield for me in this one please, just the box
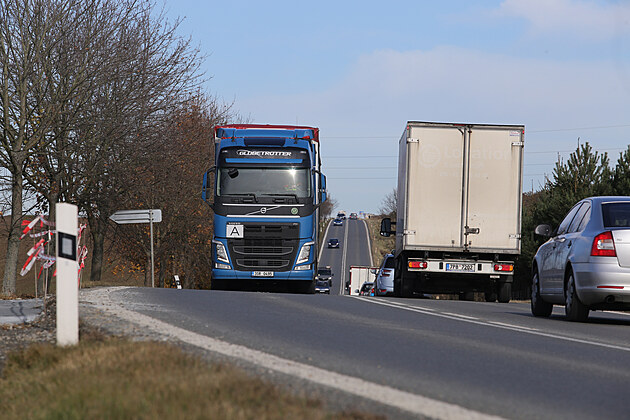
[217,167,312,198]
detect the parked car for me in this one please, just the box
[359,282,375,296]
[333,218,343,226]
[531,196,630,322]
[328,238,340,248]
[315,280,331,294]
[375,254,395,296]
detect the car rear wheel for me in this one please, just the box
[531,271,552,317]
[565,271,589,322]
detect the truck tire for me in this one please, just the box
[484,292,497,302]
[459,292,474,301]
[497,281,511,303]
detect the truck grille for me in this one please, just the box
[228,223,299,271]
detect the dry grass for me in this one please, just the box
[365,218,395,268]
[0,337,383,420]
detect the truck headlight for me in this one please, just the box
[213,240,229,263]
[296,242,314,265]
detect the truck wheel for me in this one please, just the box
[399,272,414,298]
[497,282,511,303]
[459,292,474,301]
[531,271,552,317]
[484,292,497,302]
[303,280,316,294]
[211,279,226,291]
[565,271,589,322]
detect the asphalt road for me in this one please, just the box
[319,218,373,295]
[81,218,630,419]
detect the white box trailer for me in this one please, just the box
[347,266,378,296]
[381,121,524,302]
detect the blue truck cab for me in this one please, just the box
[202,124,326,293]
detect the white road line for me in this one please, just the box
[82,290,504,420]
[442,312,479,320]
[318,219,332,265]
[361,219,374,267]
[355,297,630,353]
[340,221,349,291]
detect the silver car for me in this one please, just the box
[375,254,395,296]
[532,196,630,321]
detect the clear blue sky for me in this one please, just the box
[165,0,630,214]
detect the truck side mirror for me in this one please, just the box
[202,168,215,210]
[380,218,392,237]
[320,174,327,202]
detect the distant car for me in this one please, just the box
[375,254,395,296]
[349,213,358,220]
[359,282,375,296]
[532,196,630,322]
[315,280,331,294]
[328,238,339,248]
[337,212,346,220]
[333,218,343,226]
[316,266,333,284]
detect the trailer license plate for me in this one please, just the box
[446,263,475,273]
[252,271,274,277]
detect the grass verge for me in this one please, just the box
[365,218,395,269]
[0,336,382,420]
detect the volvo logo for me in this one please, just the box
[260,207,267,214]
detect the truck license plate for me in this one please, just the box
[252,271,274,277]
[446,263,475,273]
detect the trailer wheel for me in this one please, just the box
[484,292,497,302]
[497,281,511,303]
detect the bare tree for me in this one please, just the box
[0,0,99,295]
[379,188,397,217]
[110,93,239,288]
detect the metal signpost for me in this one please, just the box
[56,203,78,346]
[110,209,162,288]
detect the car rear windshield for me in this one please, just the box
[384,257,395,268]
[602,202,630,227]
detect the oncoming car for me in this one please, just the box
[315,280,331,294]
[328,238,339,248]
[333,218,343,226]
[531,196,630,322]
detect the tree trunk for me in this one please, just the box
[88,215,106,282]
[2,168,24,296]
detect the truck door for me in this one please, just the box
[465,127,523,252]
[406,125,466,248]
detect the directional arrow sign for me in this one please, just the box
[109,209,162,288]
[109,209,162,224]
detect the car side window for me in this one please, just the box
[576,205,591,232]
[568,203,591,233]
[557,202,584,235]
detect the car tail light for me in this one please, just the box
[408,261,427,269]
[591,231,616,256]
[494,264,513,272]
[382,269,393,274]
[597,285,624,289]
[379,289,387,293]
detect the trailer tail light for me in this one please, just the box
[494,264,513,272]
[408,261,427,269]
[591,231,616,257]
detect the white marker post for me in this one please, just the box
[56,203,78,346]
